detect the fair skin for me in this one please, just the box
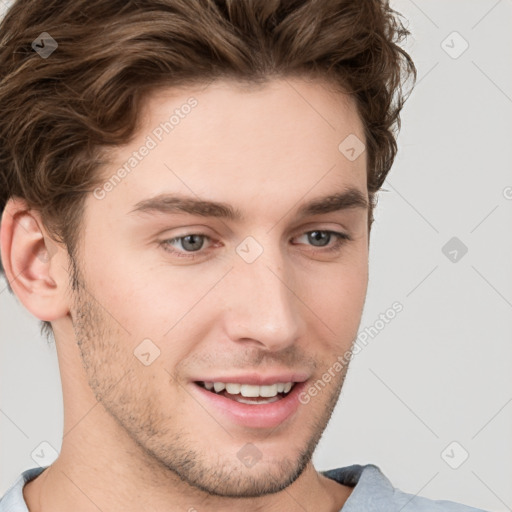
[1,77,369,511]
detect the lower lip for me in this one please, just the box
[190,381,308,429]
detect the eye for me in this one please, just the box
[293,230,351,254]
[160,229,351,260]
[160,233,212,258]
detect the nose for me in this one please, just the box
[222,242,301,352]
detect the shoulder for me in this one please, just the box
[0,466,47,512]
[321,464,489,512]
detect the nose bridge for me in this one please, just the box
[224,236,300,350]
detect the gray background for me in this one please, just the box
[1,0,511,510]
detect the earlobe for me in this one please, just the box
[0,197,70,322]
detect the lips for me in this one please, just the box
[189,375,309,429]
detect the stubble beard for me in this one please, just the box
[68,258,350,498]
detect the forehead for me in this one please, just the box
[140,76,363,141]
[92,77,367,220]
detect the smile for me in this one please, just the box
[191,378,309,429]
[195,381,295,404]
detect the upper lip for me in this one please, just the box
[193,372,310,386]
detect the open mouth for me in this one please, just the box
[194,381,297,405]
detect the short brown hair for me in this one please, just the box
[0,0,416,338]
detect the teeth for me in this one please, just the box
[240,384,260,397]
[203,381,295,397]
[235,395,280,404]
[259,384,278,397]
[213,382,225,393]
[225,383,241,394]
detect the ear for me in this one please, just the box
[0,197,70,322]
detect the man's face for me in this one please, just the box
[69,78,369,497]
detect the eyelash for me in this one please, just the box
[160,230,351,260]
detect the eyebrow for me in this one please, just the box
[129,188,368,222]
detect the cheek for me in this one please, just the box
[305,260,368,342]
[81,239,199,336]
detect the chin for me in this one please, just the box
[183,456,308,498]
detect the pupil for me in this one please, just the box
[309,231,329,247]
[183,234,203,251]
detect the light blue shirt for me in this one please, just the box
[0,464,488,511]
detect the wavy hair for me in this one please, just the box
[0,0,416,337]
